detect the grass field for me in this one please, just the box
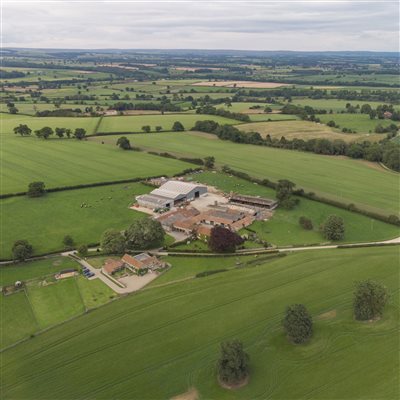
[237,120,382,142]
[0,183,150,258]
[1,246,398,399]
[0,134,192,194]
[76,276,116,309]
[0,257,80,286]
[317,113,397,134]
[292,99,400,112]
[189,172,399,245]
[97,114,238,133]
[249,113,298,122]
[94,132,399,215]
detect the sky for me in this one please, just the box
[2,0,399,52]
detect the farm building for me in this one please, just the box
[103,259,124,275]
[229,194,278,210]
[156,207,200,233]
[196,208,255,232]
[136,180,207,209]
[122,253,164,271]
[55,269,78,280]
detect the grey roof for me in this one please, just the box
[134,253,151,262]
[230,194,277,206]
[151,180,206,200]
[136,194,172,205]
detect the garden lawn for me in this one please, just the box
[0,291,38,349]
[0,257,80,286]
[76,276,116,309]
[0,183,150,259]
[26,278,85,329]
[106,132,399,216]
[1,246,398,399]
[97,114,238,133]
[1,134,192,194]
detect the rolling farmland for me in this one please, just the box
[93,132,399,215]
[1,246,398,399]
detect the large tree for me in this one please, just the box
[116,136,131,150]
[35,126,54,139]
[101,229,126,254]
[12,240,33,261]
[276,179,298,210]
[62,235,75,249]
[217,340,249,386]
[74,128,86,140]
[321,215,345,241]
[172,121,185,131]
[209,226,244,253]
[13,124,32,136]
[27,181,46,197]
[125,219,165,249]
[283,304,313,344]
[353,280,389,321]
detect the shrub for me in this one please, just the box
[209,226,244,253]
[320,215,345,240]
[63,235,75,249]
[116,136,131,150]
[172,121,185,131]
[299,216,313,230]
[217,340,249,385]
[12,240,33,261]
[27,181,46,197]
[283,304,313,344]
[353,280,389,321]
[78,244,88,257]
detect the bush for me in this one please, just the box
[63,235,75,249]
[353,280,389,321]
[172,121,185,131]
[12,240,33,261]
[27,181,46,197]
[78,244,88,257]
[217,340,249,385]
[116,136,131,150]
[299,216,313,230]
[283,304,313,344]
[209,226,244,253]
[320,215,345,240]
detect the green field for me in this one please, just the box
[94,131,399,215]
[1,246,398,399]
[292,99,400,112]
[97,113,238,133]
[0,183,150,258]
[1,133,192,194]
[76,276,116,309]
[0,257,80,286]
[189,172,400,246]
[317,113,397,134]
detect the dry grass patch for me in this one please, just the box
[317,310,337,320]
[237,120,382,143]
[171,387,199,400]
[192,80,288,88]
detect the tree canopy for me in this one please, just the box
[101,229,126,254]
[217,340,249,386]
[209,226,244,253]
[12,240,33,261]
[321,215,345,241]
[283,304,313,344]
[125,219,165,249]
[27,181,46,198]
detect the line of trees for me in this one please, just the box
[13,124,87,140]
[196,104,251,122]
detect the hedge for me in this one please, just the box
[196,269,228,278]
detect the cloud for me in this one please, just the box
[2,0,399,51]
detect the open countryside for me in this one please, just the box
[1,3,399,399]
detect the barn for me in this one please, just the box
[136,180,207,210]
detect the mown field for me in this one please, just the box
[1,246,398,399]
[189,172,399,246]
[97,113,238,133]
[1,133,192,194]
[237,120,381,142]
[0,257,115,348]
[93,132,399,215]
[0,183,150,258]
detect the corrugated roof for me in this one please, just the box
[151,180,206,200]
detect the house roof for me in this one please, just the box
[103,259,124,274]
[196,224,213,237]
[122,253,159,269]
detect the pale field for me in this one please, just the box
[192,80,289,88]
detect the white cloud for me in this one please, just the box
[2,0,399,51]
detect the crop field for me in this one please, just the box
[237,120,379,142]
[1,246,398,399]
[96,132,399,215]
[317,113,397,133]
[1,135,192,194]
[0,183,150,258]
[97,113,238,133]
[190,172,399,245]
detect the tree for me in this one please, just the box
[217,340,249,386]
[141,125,151,133]
[27,181,46,197]
[172,121,185,131]
[116,136,131,150]
[12,240,33,261]
[101,229,126,254]
[204,156,215,169]
[321,215,345,241]
[13,124,32,136]
[125,219,165,249]
[65,128,72,138]
[8,106,18,114]
[299,216,313,230]
[353,280,389,321]
[74,128,86,140]
[77,244,88,257]
[55,127,66,138]
[209,226,244,253]
[155,126,162,132]
[283,304,313,344]
[276,179,298,210]
[35,126,54,139]
[63,235,75,249]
